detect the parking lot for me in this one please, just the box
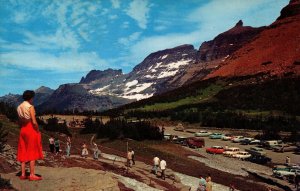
[164,126,300,165]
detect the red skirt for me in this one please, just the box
[17,122,44,162]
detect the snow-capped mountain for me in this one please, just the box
[88,44,198,101]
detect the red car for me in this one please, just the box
[206,146,224,154]
[187,137,205,148]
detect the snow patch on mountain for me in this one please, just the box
[89,85,110,95]
[126,82,153,94]
[125,80,139,89]
[161,54,168,59]
[121,93,153,100]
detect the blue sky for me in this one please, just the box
[0,0,289,96]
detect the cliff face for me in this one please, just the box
[169,20,264,86]
[198,20,265,62]
[206,0,300,78]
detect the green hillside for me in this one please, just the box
[102,76,300,135]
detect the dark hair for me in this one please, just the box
[22,90,35,101]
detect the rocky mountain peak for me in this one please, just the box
[35,86,54,94]
[277,0,300,20]
[80,69,123,84]
[133,44,197,72]
[198,21,264,62]
[235,20,243,27]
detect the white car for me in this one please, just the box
[222,134,233,141]
[232,136,245,143]
[233,151,251,160]
[194,131,212,137]
[273,168,300,179]
[223,147,240,157]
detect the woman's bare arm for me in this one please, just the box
[30,106,39,131]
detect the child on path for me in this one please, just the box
[82,142,88,158]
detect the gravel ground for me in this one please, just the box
[113,173,162,191]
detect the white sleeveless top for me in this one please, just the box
[17,101,33,120]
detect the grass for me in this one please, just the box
[137,84,224,111]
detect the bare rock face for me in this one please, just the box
[80,69,123,84]
[1,166,120,191]
[277,0,300,20]
[198,20,264,62]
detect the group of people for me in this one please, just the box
[197,174,212,191]
[81,141,101,160]
[152,156,167,180]
[48,136,101,160]
[48,135,71,157]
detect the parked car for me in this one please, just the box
[232,136,245,143]
[174,123,185,131]
[272,165,292,173]
[194,131,212,137]
[223,147,240,157]
[245,155,271,164]
[273,144,298,152]
[206,146,224,154]
[209,133,224,139]
[233,151,251,160]
[249,139,261,145]
[273,168,300,180]
[174,136,187,146]
[240,138,254,145]
[187,137,205,148]
[263,140,281,150]
[245,147,266,156]
[222,134,233,141]
[164,134,172,140]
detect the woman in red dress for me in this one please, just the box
[17,90,43,181]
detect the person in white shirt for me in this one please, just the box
[127,150,133,167]
[153,156,160,175]
[160,159,167,180]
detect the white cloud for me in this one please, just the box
[154,25,167,31]
[109,15,118,20]
[22,30,80,50]
[110,0,120,9]
[121,21,130,29]
[1,51,108,72]
[125,0,151,29]
[118,32,142,46]
[13,11,31,23]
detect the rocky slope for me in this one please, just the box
[169,20,265,87]
[0,86,54,107]
[206,0,300,78]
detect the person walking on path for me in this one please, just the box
[160,159,167,180]
[197,175,206,191]
[66,136,71,157]
[127,149,133,167]
[285,156,290,165]
[206,175,212,191]
[17,90,43,181]
[153,156,160,175]
[92,142,100,160]
[131,149,135,165]
[81,142,88,158]
[49,136,55,153]
[54,138,60,155]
